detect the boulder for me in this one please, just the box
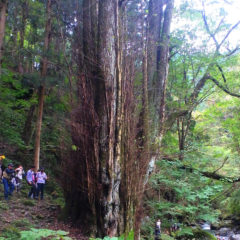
[218,228,231,236]
[230,234,240,240]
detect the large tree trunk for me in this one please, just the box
[0,0,7,72]
[33,0,52,171]
[96,0,122,236]
[65,0,124,237]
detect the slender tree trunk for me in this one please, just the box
[157,0,174,140]
[34,86,45,171]
[22,104,36,146]
[0,0,7,72]
[18,1,28,74]
[33,0,52,171]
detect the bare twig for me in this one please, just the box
[213,157,229,174]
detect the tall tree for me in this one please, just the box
[156,0,174,142]
[34,0,52,171]
[0,0,7,71]
[64,0,125,237]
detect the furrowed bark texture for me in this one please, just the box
[157,0,174,139]
[96,0,121,236]
[63,0,175,237]
[64,0,124,237]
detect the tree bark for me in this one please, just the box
[22,104,36,146]
[34,86,45,171]
[96,0,122,236]
[18,1,28,74]
[157,0,174,139]
[0,0,7,72]
[65,0,124,237]
[33,0,52,171]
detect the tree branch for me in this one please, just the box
[188,74,209,103]
[201,2,219,48]
[216,64,227,83]
[207,75,240,98]
[213,157,229,174]
[161,155,240,183]
[225,46,240,57]
[218,20,240,50]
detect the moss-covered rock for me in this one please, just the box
[192,228,217,240]
[175,228,217,240]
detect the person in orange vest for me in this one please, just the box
[0,155,6,180]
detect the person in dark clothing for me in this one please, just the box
[155,219,161,240]
[36,167,47,200]
[2,163,15,200]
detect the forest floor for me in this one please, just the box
[0,182,88,240]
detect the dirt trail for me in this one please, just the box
[0,184,87,240]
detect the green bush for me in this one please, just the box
[161,234,175,240]
[12,218,32,229]
[0,226,21,240]
[228,189,240,216]
[20,228,71,240]
[174,228,216,240]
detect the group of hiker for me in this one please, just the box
[0,155,48,201]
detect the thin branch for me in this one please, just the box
[162,155,240,183]
[225,46,240,57]
[201,2,219,48]
[207,74,240,98]
[217,64,227,82]
[218,20,240,50]
[213,157,229,174]
[213,17,225,36]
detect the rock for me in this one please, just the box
[202,223,211,230]
[230,234,240,240]
[218,228,231,236]
[212,220,233,230]
[24,211,30,217]
[192,228,216,240]
[36,214,44,219]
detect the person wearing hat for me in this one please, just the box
[2,163,15,200]
[36,167,47,200]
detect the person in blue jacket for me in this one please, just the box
[2,163,15,200]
